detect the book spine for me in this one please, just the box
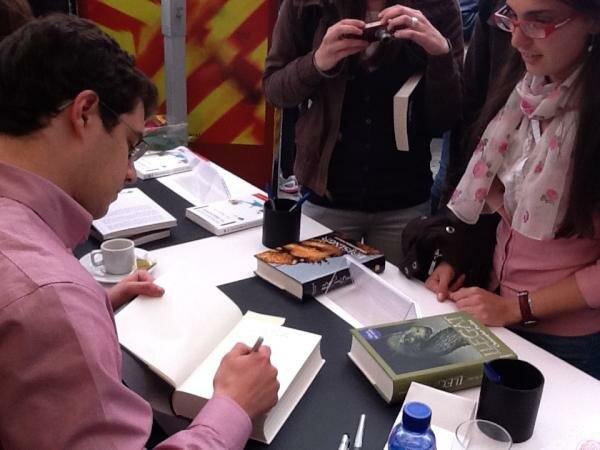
[391,362,485,403]
[303,267,353,298]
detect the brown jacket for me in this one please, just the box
[263,0,464,196]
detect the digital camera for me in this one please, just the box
[362,20,393,43]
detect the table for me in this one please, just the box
[77,179,600,449]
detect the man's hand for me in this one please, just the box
[213,343,279,420]
[448,287,522,327]
[425,262,465,301]
[105,270,164,310]
[314,19,369,72]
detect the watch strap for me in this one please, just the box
[518,290,538,325]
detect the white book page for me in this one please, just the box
[92,188,176,236]
[115,272,243,387]
[177,315,321,402]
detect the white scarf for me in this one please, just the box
[448,71,580,240]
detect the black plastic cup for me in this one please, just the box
[476,358,544,443]
[261,198,301,248]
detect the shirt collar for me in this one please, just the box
[0,162,92,249]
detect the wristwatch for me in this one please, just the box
[517,290,539,325]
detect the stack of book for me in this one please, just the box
[91,188,177,246]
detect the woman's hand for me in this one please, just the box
[448,287,522,327]
[379,5,450,56]
[314,19,370,72]
[106,270,164,310]
[425,262,465,300]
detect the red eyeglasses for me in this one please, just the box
[494,4,579,39]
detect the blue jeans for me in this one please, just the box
[430,130,450,214]
[511,328,600,380]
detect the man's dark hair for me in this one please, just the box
[0,0,33,41]
[0,14,158,136]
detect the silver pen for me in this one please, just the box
[353,414,366,449]
[250,336,264,353]
[337,433,350,450]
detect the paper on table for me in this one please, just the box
[244,310,286,326]
[383,382,477,450]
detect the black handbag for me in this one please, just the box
[400,208,500,287]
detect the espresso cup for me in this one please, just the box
[91,238,136,275]
[476,359,544,443]
[261,198,301,248]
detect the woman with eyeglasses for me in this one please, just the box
[423,0,600,379]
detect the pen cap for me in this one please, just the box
[402,402,432,433]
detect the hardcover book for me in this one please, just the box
[254,232,385,300]
[115,272,325,444]
[393,72,422,151]
[91,188,176,241]
[348,312,517,403]
[185,193,266,236]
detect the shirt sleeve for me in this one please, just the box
[0,283,251,450]
[575,260,600,309]
[155,395,252,450]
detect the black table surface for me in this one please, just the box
[74,178,213,258]
[80,179,401,449]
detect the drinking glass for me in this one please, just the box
[451,419,512,450]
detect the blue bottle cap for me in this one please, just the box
[402,402,432,433]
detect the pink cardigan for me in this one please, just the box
[494,215,600,336]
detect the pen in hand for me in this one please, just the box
[250,336,264,353]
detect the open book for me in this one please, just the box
[91,188,176,243]
[115,273,325,444]
[393,73,423,151]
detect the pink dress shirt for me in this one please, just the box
[493,211,600,337]
[0,162,251,449]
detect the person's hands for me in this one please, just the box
[314,19,369,72]
[425,262,465,301]
[213,342,279,420]
[448,287,522,326]
[106,270,164,310]
[379,5,449,56]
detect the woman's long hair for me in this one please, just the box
[465,0,600,238]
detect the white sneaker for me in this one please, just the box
[279,175,299,194]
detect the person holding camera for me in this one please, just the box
[263,0,463,267]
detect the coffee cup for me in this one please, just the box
[91,238,136,275]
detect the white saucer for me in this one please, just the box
[79,247,156,284]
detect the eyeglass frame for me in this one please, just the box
[57,98,151,161]
[493,4,580,39]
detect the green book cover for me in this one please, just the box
[350,312,517,403]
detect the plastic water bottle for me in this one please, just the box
[388,402,436,450]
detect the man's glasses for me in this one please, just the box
[57,98,151,161]
[494,4,579,39]
[99,100,151,161]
